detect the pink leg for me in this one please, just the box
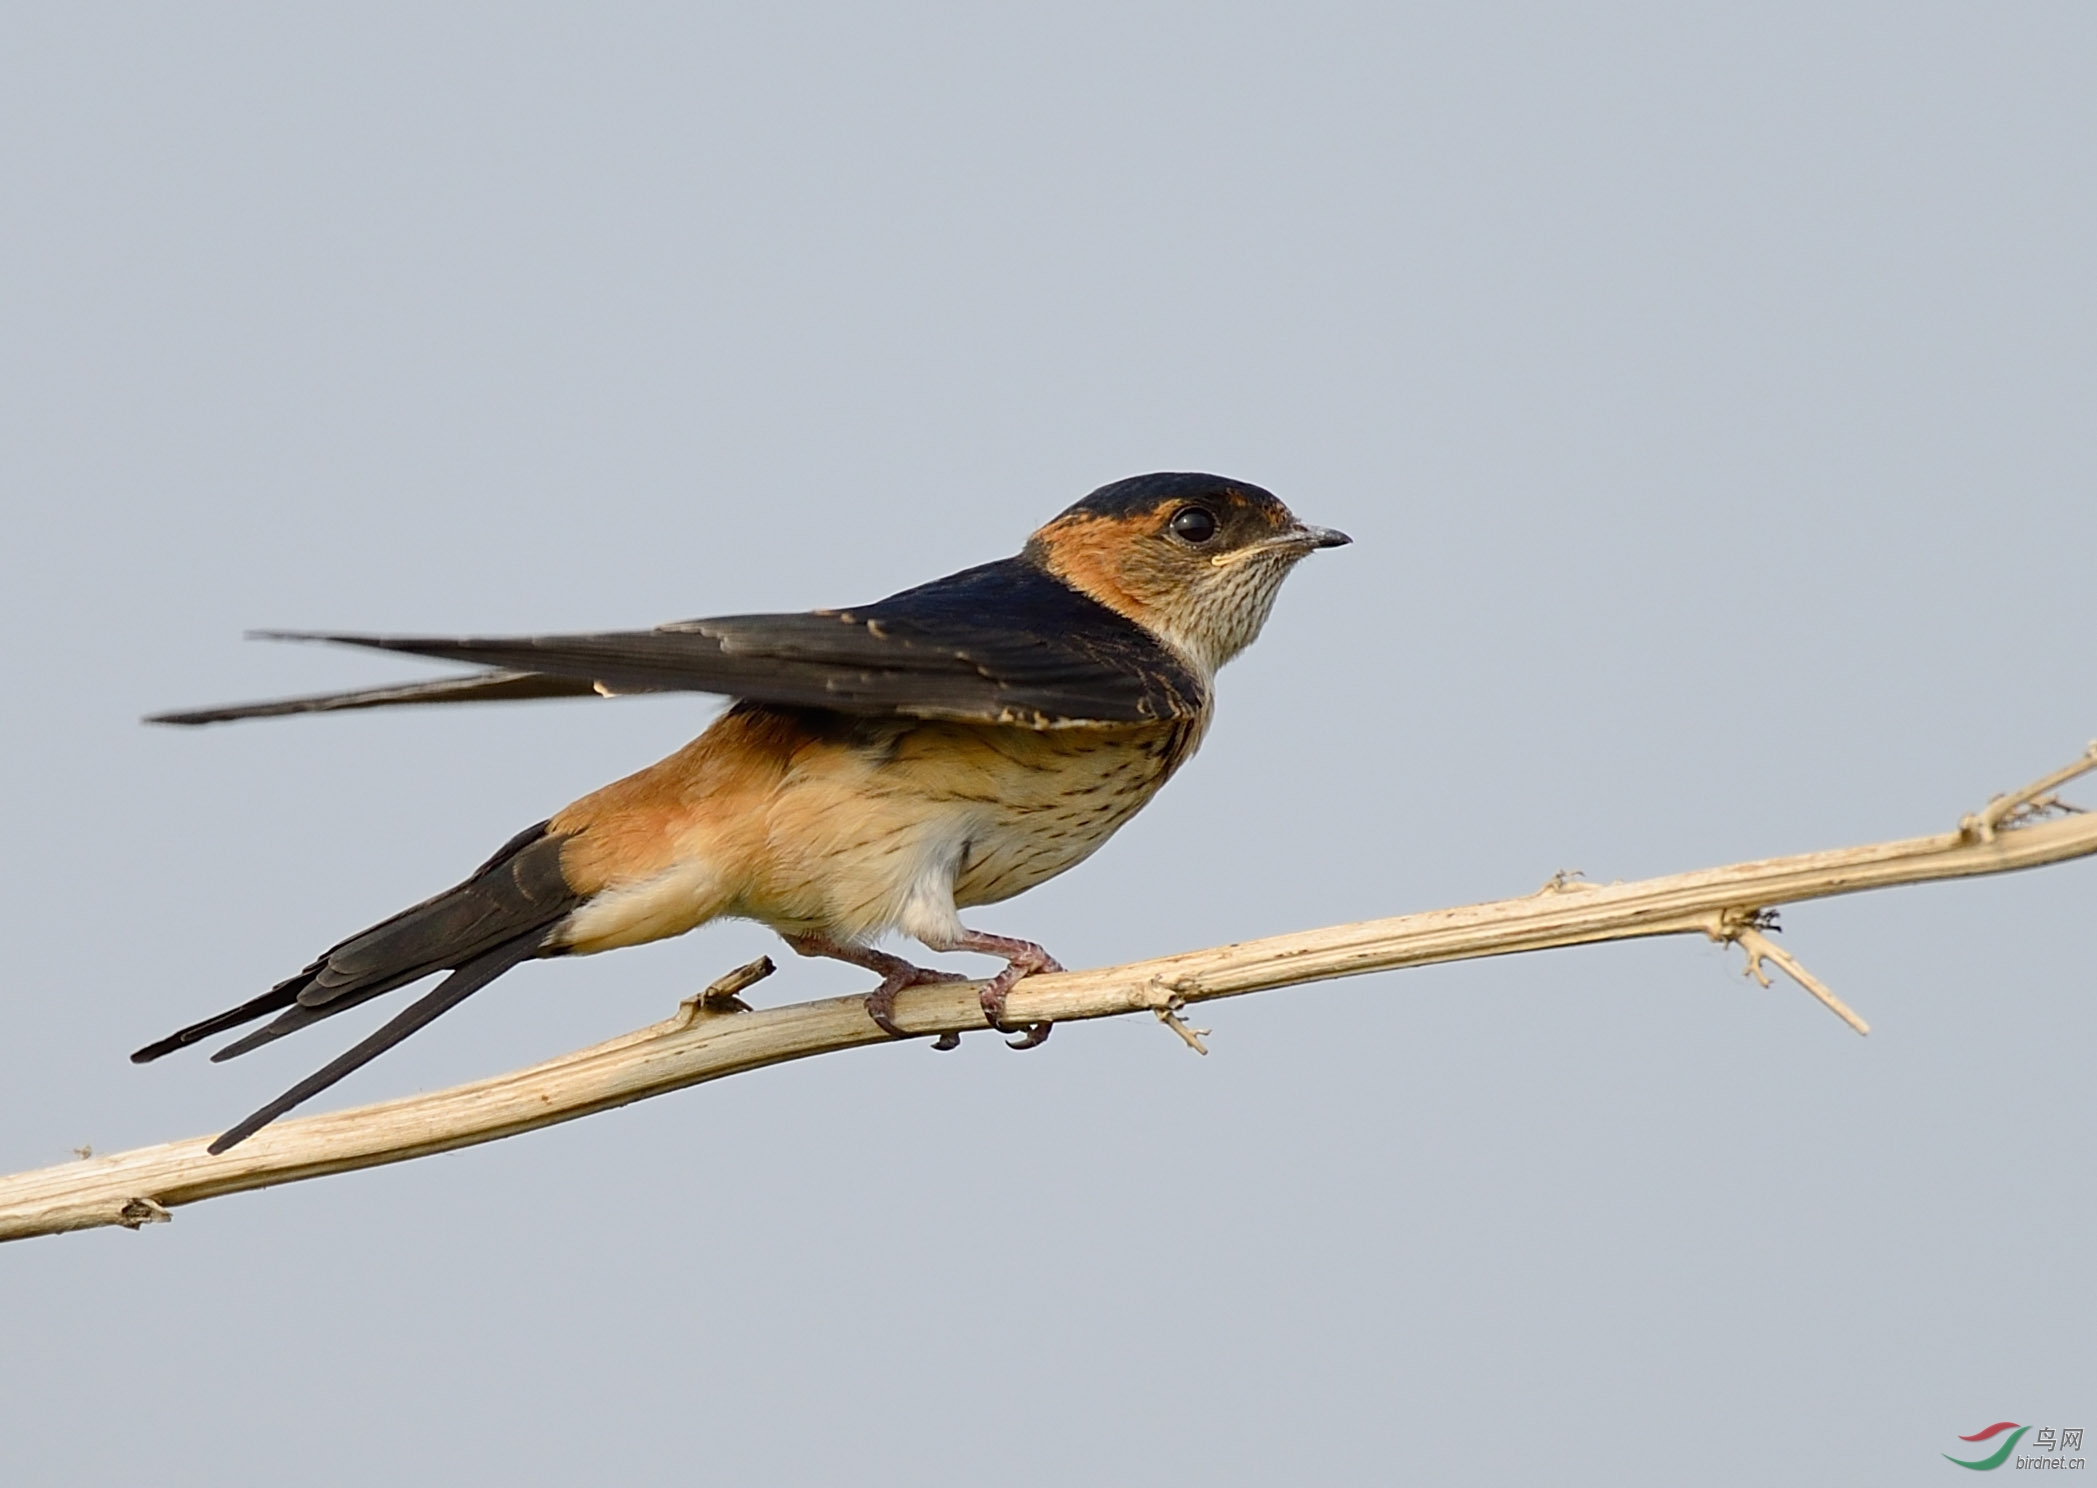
[784,934,968,1047]
[939,928,1061,1050]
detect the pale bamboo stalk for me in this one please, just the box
[4,747,2095,1245]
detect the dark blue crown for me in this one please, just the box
[1057,472,1279,522]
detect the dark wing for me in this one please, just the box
[145,669,625,726]
[150,557,1206,728]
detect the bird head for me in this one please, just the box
[1025,472,1350,678]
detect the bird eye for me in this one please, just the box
[1169,506,1218,544]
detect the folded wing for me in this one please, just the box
[147,556,1205,729]
[146,669,617,725]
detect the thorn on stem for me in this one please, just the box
[672,956,776,1028]
[1705,910,1869,1036]
[1961,741,2097,843]
[1147,977,1211,1054]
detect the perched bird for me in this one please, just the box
[135,472,1349,1153]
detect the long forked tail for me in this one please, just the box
[129,983,308,1065]
[133,820,585,1152]
[206,935,542,1154]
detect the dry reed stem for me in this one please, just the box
[4,745,2095,1244]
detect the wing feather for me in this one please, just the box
[145,670,620,726]
[152,557,1204,728]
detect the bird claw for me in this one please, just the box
[863,965,967,1042]
[976,950,1061,1051]
[864,990,911,1040]
[1002,1021,1052,1049]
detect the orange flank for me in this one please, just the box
[548,705,1205,956]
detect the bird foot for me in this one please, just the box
[865,963,969,1042]
[971,941,1062,1049]
[782,934,967,1045]
[786,930,1059,1050]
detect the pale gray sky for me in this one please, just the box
[3,7,2092,1485]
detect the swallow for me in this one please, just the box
[133,472,1349,1153]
